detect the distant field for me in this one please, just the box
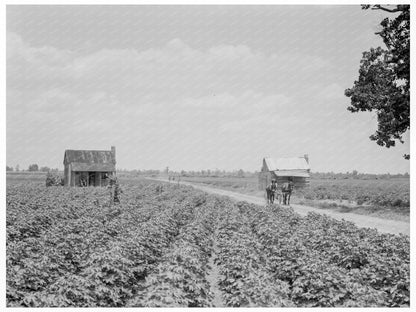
[6,171,48,180]
[7,172,409,219]
[180,176,261,196]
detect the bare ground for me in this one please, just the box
[206,230,223,307]
[148,178,410,236]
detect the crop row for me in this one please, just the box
[7,179,410,307]
[214,200,293,307]
[128,196,220,307]
[238,202,409,307]
[7,181,208,307]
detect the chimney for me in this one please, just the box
[304,154,309,164]
[111,146,116,164]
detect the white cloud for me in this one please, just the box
[6,32,409,173]
[318,83,346,99]
[7,32,332,100]
[7,32,74,68]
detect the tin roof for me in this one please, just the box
[273,170,310,177]
[263,157,310,171]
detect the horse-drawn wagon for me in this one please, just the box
[258,155,311,205]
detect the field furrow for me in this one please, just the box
[127,196,219,307]
[214,200,293,307]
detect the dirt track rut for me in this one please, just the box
[148,178,410,236]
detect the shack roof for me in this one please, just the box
[70,162,115,172]
[64,149,115,172]
[263,157,310,171]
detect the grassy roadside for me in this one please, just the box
[293,198,409,222]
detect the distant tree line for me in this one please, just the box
[174,169,251,178]
[118,169,161,176]
[8,165,406,180]
[117,168,255,178]
[6,164,59,172]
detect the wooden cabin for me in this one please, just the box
[258,155,310,191]
[63,146,116,187]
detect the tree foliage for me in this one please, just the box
[40,166,51,172]
[28,164,39,172]
[345,5,410,159]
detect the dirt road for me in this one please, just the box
[148,178,410,236]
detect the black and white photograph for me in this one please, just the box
[4,1,412,309]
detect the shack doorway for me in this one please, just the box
[88,172,96,186]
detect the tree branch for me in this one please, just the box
[371,5,402,13]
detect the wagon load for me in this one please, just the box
[258,155,310,191]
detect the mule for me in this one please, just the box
[266,183,279,204]
[265,186,274,204]
[281,181,294,205]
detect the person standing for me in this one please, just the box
[107,175,122,204]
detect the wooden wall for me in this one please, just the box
[273,175,310,189]
[68,171,112,187]
[64,164,69,186]
[258,171,310,190]
[258,171,272,191]
[64,163,72,186]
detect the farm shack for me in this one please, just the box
[258,155,310,191]
[63,146,116,187]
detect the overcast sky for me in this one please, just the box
[6,5,410,173]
